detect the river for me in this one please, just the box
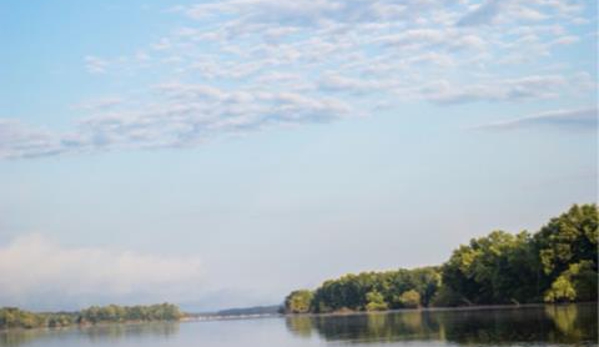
[1,304,596,346]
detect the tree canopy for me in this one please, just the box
[284,204,598,313]
[0,303,183,330]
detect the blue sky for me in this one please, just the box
[0,0,597,311]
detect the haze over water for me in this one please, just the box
[1,305,596,347]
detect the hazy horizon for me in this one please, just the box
[0,0,597,312]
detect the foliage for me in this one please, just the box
[366,291,388,311]
[442,230,541,305]
[0,308,47,329]
[440,204,597,306]
[544,275,577,302]
[284,204,598,313]
[544,261,598,303]
[397,290,421,308]
[430,286,463,307]
[78,303,182,324]
[285,290,314,314]
[568,261,599,302]
[0,303,183,330]
[308,267,441,313]
[535,204,598,279]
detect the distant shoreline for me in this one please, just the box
[1,302,595,332]
[186,302,598,322]
[0,304,182,332]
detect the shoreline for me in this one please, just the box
[280,301,598,319]
[186,302,597,322]
[2,302,595,332]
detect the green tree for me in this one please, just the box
[430,286,463,307]
[284,204,598,310]
[443,230,541,305]
[285,290,314,314]
[544,260,598,302]
[535,204,598,279]
[397,290,421,308]
[544,275,576,302]
[365,291,388,311]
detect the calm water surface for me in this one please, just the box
[1,304,596,347]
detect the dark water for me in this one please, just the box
[1,304,597,346]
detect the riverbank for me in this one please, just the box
[2,304,595,347]
[283,302,599,319]
[0,304,183,331]
[185,302,599,323]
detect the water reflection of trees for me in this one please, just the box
[285,304,597,345]
[0,322,179,347]
[0,330,42,347]
[83,322,179,342]
[286,311,441,343]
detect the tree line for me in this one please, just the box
[0,303,183,330]
[284,204,598,313]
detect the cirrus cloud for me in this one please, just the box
[1,0,595,159]
[0,83,351,159]
[471,107,598,131]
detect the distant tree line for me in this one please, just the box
[285,204,598,313]
[0,303,183,330]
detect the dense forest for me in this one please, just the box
[0,303,183,330]
[285,204,598,313]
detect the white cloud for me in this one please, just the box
[423,75,571,104]
[0,234,203,309]
[0,82,351,158]
[472,107,598,131]
[457,0,579,27]
[0,120,69,159]
[457,0,503,26]
[550,35,580,46]
[319,73,392,94]
[77,82,351,149]
[84,55,109,74]
[1,0,595,159]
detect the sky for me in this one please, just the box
[0,0,597,312]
